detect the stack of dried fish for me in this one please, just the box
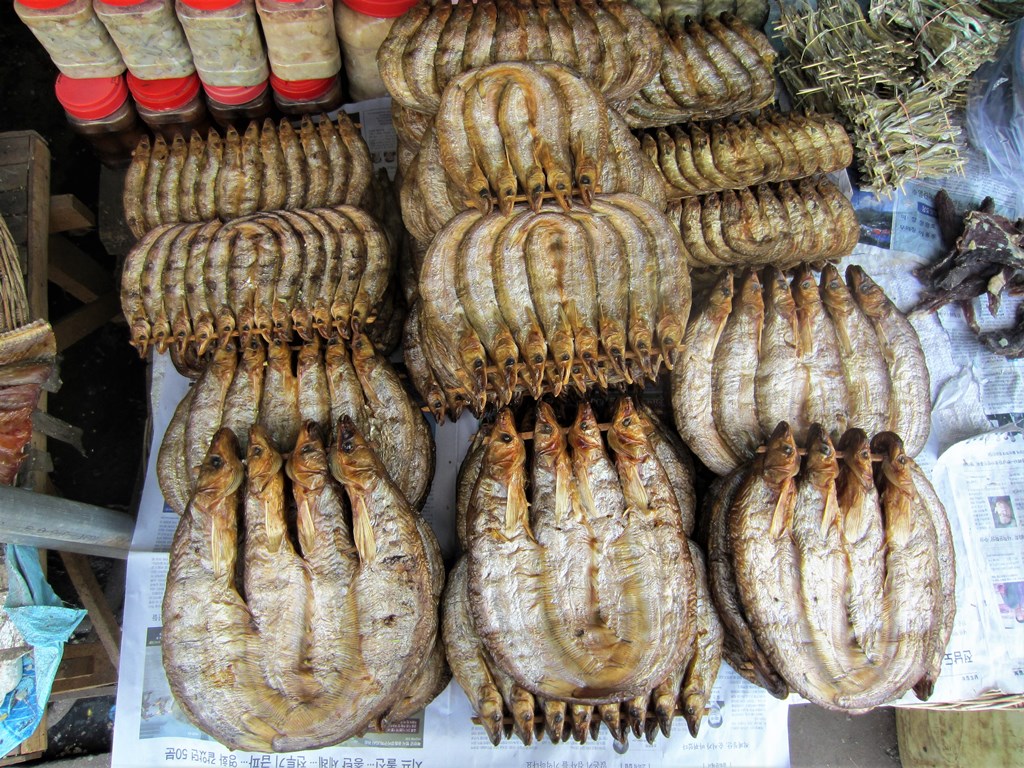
[870,0,1007,103]
[667,177,859,268]
[446,399,721,745]
[912,191,1024,357]
[379,0,663,119]
[673,265,930,474]
[627,0,770,30]
[120,205,397,364]
[406,194,691,419]
[163,420,445,751]
[640,111,853,198]
[123,114,372,239]
[401,62,667,244]
[775,0,994,193]
[157,332,433,517]
[621,13,776,127]
[706,423,955,710]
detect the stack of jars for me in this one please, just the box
[15,0,413,163]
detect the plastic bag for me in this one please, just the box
[967,19,1024,186]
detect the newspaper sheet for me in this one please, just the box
[112,355,791,768]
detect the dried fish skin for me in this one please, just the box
[712,269,764,460]
[243,426,316,700]
[443,558,506,746]
[792,265,849,444]
[672,271,739,475]
[835,433,940,710]
[680,541,723,738]
[835,428,885,662]
[705,466,788,697]
[124,135,150,239]
[756,266,805,441]
[848,266,931,457]
[820,265,891,439]
[163,429,288,752]
[157,387,195,517]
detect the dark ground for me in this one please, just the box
[1,2,147,760]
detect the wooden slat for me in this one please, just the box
[60,553,121,669]
[897,708,1024,768]
[49,641,117,701]
[48,194,95,234]
[52,291,119,353]
[48,236,112,303]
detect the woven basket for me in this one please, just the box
[0,212,28,334]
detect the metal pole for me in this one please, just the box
[0,485,133,559]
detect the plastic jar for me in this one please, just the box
[14,0,125,78]
[175,0,269,87]
[55,74,145,165]
[128,71,210,139]
[269,72,342,115]
[334,0,414,101]
[256,0,341,82]
[206,81,274,128]
[93,0,195,80]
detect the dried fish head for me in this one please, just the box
[483,408,526,474]
[871,431,916,500]
[567,401,602,454]
[760,421,800,486]
[606,396,647,460]
[287,421,331,494]
[329,415,382,494]
[533,401,565,459]
[846,265,885,317]
[192,428,245,522]
[246,425,283,495]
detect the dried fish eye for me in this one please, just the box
[781,445,794,456]
[209,455,223,469]
[622,417,632,427]
[860,449,870,460]
[580,420,589,430]
[539,424,554,435]
[829,279,841,290]
[342,440,355,453]
[501,433,513,443]
[251,446,263,457]
[302,444,315,455]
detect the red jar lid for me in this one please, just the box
[340,0,417,18]
[127,72,202,111]
[178,0,243,9]
[205,81,269,105]
[95,0,149,6]
[269,73,336,101]
[16,0,76,10]
[55,75,130,120]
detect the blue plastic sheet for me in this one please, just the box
[0,544,85,755]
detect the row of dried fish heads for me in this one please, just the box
[673,264,930,474]
[706,422,954,711]
[668,176,859,269]
[629,0,770,30]
[641,111,853,198]
[401,61,667,240]
[123,114,372,239]
[379,0,664,114]
[120,205,394,359]
[622,13,776,128]
[157,332,434,518]
[162,420,444,752]
[407,193,691,418]
[446,399,722,746]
